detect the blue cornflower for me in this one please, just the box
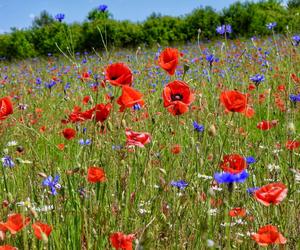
[2,156,15,167]
[36,78,42,85]
[193,121,204,133]
[170,180,188,190]
[225,24,232,34]
[266,22,277,30]
[206,54,215,63]
[289,94,300,102]
[216,24,232,35]
[250,74,265,85]
[89,82,99,89]
[45,80,56,89]
[133,104,141,111]
[55,13,65,22]
[247,187,259,195]
[292,35,300,46]
[42,175,61,195]
[245,156,256,165]
[64,82,71,90]
[216,25,225,34]
[214,170,249,184]
[98,4,108,12]
[79,139,92,146]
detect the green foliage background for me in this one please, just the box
[0,0,299,59]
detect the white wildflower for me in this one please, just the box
[208,208,218,216]
[267,163,280,171]
[7,141,18,146]
[197,173,213,180]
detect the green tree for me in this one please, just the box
[287,0,300,8]
[7,29,36,59]
[32,10,55,28]
[184,7,220,40]
[87,8,112,21]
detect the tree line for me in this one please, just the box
[0,0,299,60]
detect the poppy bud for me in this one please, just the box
[159,168,167,175]
[41,232,49,244]
[107,121,113,131]
[183,63,190,73]
[2,200,9,207]
[38,172,48,178]
[199,158,204,166]
[287,122,295,134]
[208,124,217,137]
[29,207,38,219]
[121,119,126,128]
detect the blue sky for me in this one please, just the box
[0,0,287,33]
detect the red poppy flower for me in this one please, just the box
[220,154,247,174]
[57,143,65,151]
[117,86,144,112]
[62,128,76,140]
[248,84,256,91]
[285,140,300,150]
[81,72,92,82]
[251,225,286,246]
[67,106,95,123]
[220,91,247,113]
[87,167,106,183]
[94,103,112,123]
[257,120,277,130]
[82,96,90,105]
[0,214,30,235]
[162,80,194,115]
[110,232,135,250]
[229,207,246,217]
[171,144,181,154]
[0,224,7,241]
[158,48,179,75]
[39,126,46,133]
[32,222,52,240]
[105,63,133,87]
[0,97,13,120]
[277,85,285,92]
[254,182,287,206]
[291,73,300,84]
[125,129,151,148]
[0,245,17,250]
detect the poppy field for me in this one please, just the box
[0,33,300,249]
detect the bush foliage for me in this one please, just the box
[0,0,299,59]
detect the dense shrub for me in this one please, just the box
[0,0,299,59]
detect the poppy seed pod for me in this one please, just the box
[208,124,217,137]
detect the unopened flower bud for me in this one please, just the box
[208,124,217,137]
[287,122,296,134]
[121,119,126,128]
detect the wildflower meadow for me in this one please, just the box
[0,4,300,250]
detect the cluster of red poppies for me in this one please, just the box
[0,214,52,249]
[159,48,195,115]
